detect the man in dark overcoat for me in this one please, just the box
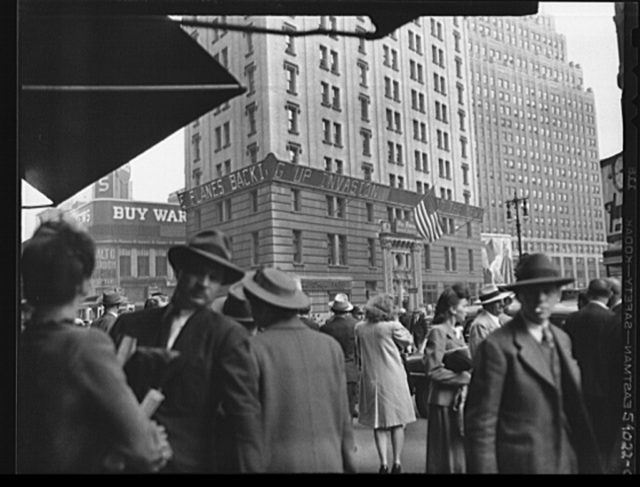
[563,278,616,463]
[321,293,360,418]
[109,230,263,473]
[465,253,601,474]
[91,291,125,334]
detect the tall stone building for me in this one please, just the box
[465,14,608,288]
[181,15,485,311]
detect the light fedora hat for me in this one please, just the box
[502,253,574,290]
[168,229,244,285]
[329,293,354,312]
[474,284,514,306]
[242,268,310,310]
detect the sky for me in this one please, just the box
[20,2,623,241]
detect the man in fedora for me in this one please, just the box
[467,284,514,359]
[564,278,618,472]
[465,253,601,474]
[109,230,263,473]
[212,281,258,336]
[321,293,360,418]
[242,268,357,472]
[91,291,125,334]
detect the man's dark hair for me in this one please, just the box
[22,219,95,307]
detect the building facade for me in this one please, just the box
[465,14,608,289]
[600,151,623,277]
[182,15,485,311]
[66,199,186,305]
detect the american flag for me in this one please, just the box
[413,187,444,243]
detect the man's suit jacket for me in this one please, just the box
[465,313,601,474]
[251,318,356,473]
[563,302,616,399]
[468,309,501,359]
[110,307,263,473]
[321,313,359,382]
[91,311,118,335]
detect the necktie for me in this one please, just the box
[541,326,558,383]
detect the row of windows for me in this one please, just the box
[119,255,168,278]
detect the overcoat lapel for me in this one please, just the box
[512,317,557,390]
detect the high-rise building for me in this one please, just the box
[465,14,608,288]
[181,15,486,310]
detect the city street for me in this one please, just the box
[353,403,428,474]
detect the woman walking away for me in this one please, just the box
[355,294,416,474]
[424,284,471,474]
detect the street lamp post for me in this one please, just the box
[505,191,529,259]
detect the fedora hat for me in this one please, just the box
[502,253,574,290]
[102,292,125,307]
[168,230,244,285]
[475,284,514,305]
[212,282,254,324]
[242,268,310,310]
[329,293,354,312]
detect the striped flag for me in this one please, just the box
[413,187,444,243]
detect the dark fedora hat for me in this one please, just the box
[102,291,125,307]
[168,230,244,285]
[242,268,310,310]
[212,282,254,324]
[502,253,574,290]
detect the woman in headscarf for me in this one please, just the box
[355,293,416,474]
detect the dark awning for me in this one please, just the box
[19,14,245,206]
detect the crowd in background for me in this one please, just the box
[18,216,626,474]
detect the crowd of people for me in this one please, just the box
[18,216,626,474]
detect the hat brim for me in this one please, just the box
[242,273,310,310]
[502,277,574,290]
[475,291,514,305]
[329,301,354,312]
[168,246,244,285]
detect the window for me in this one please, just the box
[357,27,367,53]
[368,238,376,267]
[251,232,260,265]
[251,190,258,213]
[119,255,131,277]
[215,126,222,151]
[366,202,374,222]
[291,188,301,212]
[362,163,373,181]
[460,137,468,158]
[327,234,336,265]
[359,94,370,121]
[338,235,347,265]
[320,45,329,69]
[456,83,464,105]
[330,50,339,73]
[283,24,296,54]
[357,60,368,87]
[286,142,302,164]
[322,119,331,143]
[424,244,431,270]
[245,31,254,55]
[293,230,303,264]
[389,174,396,187]
[396,144,403,165]
[466,220,472,238]
[155,255,167,277]
[247,143,258,164]
[462,164,469,185]
[335,159,343,174]
[191,133,201,162]
[224,160,231,174]
[137,255,149,277]
[246,103,257,136]
[284,62,298,94]
[245,64,256,95]
[224,198,232,220]
[361,129,372,156]
[223,122,230,148]
[458,110,466,130]
[332,86,341,110]
[285,103,299,134]
[333,123,342,147]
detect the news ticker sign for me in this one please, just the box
[177,154,484,221]
[70,201,187,227]
[177,153,387,211]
